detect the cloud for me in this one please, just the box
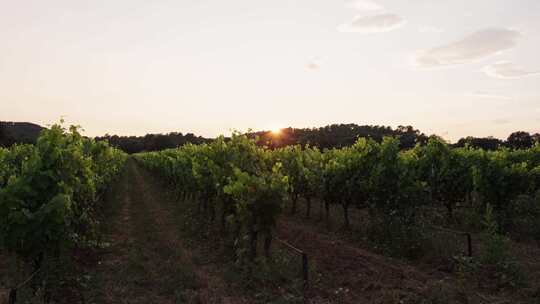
[306,61,321,71]
[470,91,512,100]
[306,62,320,70]
[415,28,521,68]
[345,0,384,11]
[418,26,444,33]
[306,57,322,70]
[337,14,406,34]
[483,61,540,79]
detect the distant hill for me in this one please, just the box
[1,121,538,152]
[0,121,45,147]
[250,124,428,150]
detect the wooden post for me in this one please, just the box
[9,289,16,304]
[466,233,472,257]
[302,253,309,291]
[275,237,309,299]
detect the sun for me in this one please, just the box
[267,124,283,136]
[270,127,282,135]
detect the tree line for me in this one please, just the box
[94,132,209,154]
[2,121,539,152]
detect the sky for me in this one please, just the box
[1,0,539,142]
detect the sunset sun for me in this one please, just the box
[268,125,283,136]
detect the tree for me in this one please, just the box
[455,136,503,151]
[0,124,7,147]
[396,125,428,149]
[0,123,15,147]
[531,133,540,145]
[506,131,533,150]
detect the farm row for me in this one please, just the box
[0,124,126,299]
[137,133,540,261]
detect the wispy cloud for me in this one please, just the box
[418,26,444,33]
[415,28,521,68]
[469,91,512,100]
[306,57,323,71]
[337,13,406,34]
[483,61,540,79]
[306,62,320,70]
[345,0,384,11]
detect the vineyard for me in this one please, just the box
[137,134,540,258]
[135,133,540,302]
[0,124,126,303]
[2,126,540,303]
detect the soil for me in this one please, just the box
[83,159,251,304]
[74,160,540,303]
[4,158,538,304]
[276,219,433,303]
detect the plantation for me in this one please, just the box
[2,125,540,303]
[0,124,126,303]
[138,134,540,255]
[136,133,540,302]
[3,0,540,301]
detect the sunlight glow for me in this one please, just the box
[268,125,283,136]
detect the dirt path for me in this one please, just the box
[88,159,439,303]
[84,159,525,304]
[276,216,540,304]
[276,219,435,303]
[86,159,250,304]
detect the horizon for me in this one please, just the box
[4,120,536,145]
[1,0,539,141]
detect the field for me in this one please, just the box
[2,0,540,302]
[2,126,540,304]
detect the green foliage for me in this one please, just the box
[481,204,508,265]
[137,131,540,262]
[0,123,126,262]
[471,149,532,230]
[415,137,473,219]
[0,144,35,188]
[364,138,427,257]
[137,133,288,263]
[480,204,524,288]
[512,191,540,239]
